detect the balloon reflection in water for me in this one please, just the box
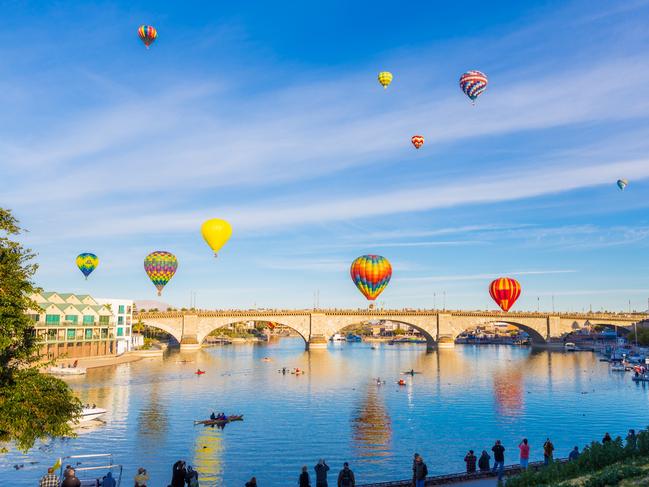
[351,385,392,462]
[492,368,524,418]
[193,423,224,485]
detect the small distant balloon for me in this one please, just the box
[76,253,98,280]
[411,135,425,149]
[138,25,158,48]
[350,255,392,301]
[201,218,232,257]
[489,277,521,312]
[459,70,488,104]
[144,251,178,296]
[617,179,628,191]
[378,71,393,89]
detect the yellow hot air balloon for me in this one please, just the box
[201,218,232,257]
[378,71,393,89]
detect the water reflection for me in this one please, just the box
[352,384,391,462]
[493,368,524,418]
[192,425,223,485]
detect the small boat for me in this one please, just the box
[397,379,406,386]
[78,407,107,422]
[331,333,346,342]
[194,415,244,426]
[261,357,272,362]
[564,342,577,351]
[371,345,378,350]
[389,337,426,345]
[346,334,362,342]
[610,364,626,372]
[48,366,87,376]
[401,371,421,375]
[195,370,206,375]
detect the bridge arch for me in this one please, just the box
[329,319,437,350]
[138,319,183,344]
[199,319,309,348]
[458,319,547,345]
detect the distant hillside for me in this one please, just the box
[135,300,173,311]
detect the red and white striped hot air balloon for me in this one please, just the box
[489,277,521,312]
[411,135,424,149]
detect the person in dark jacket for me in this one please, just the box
[413,456,428,487]
[411,453,419,487]
[337,463,355,487]
[491,440,505,482]
[478,450,491,472]
[568,446,580,461]
[314,459,330,487]
[245,477,257,487]
[464,450,477,473]
[171,460,187,487]
[61,468,81,487]
[543,438,554,466]
[299,466,311,487]
[603,432,612,444]
[185,465,199,487]
[101,471,117,487]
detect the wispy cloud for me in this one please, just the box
[398,270,578,283]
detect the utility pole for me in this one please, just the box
[628,299,632,314]
[552,295,555,313]
[537,296,540,312]
[443,291,446,311]
[433,292,436,310]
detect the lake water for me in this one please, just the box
[3,338,649,486]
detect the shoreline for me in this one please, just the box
[48,352,144,370]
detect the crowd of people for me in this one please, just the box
[39,429,639,487]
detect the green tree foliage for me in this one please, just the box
[627,328,649,346]
[0,208,81,452]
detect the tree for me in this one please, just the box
[0,208,81,451]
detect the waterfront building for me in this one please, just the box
[96,297,134,355]
[28,291,116,359]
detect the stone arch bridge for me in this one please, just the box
[135,309,648,351]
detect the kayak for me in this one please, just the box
[194,415,244,426]
[401,371,421,375]
[195,370,206,375]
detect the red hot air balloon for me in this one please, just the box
[411,135,424,149]
[489,277,521,312]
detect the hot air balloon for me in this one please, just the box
[144,251,178,296]
[459,70,488,104]
[617,179,628,191]
[411,135,424,149]
[138,25,157,48]
[350,255,392,303]
[489,277,521,312]
[201,218,232,257]
[76,253,98,280]
[378,71,393,89]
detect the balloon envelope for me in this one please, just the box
[76,253,98,280]
[617,179,628,191]
[459,70,488,103]
[201,218,232,256]
[411,135,424,149]
[350,255,392,301]
[489,277,521,312]
[138,25,157,47]
[378,71,393,89]
[144,251,178,296]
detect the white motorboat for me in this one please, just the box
[79,407,107,422]
[48,366,87,376]
[331,333,346,342]
[564,342,577,351]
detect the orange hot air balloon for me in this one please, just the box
[489,277,521,312]
[411,135,424,149]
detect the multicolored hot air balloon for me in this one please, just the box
[350,255,392,302]
[378,71,393,89]
[459,70,488,104]
[617,179,628,191]
[411,135,424,149]
[489,277,521,312]
[144,251,178,296]
[76,253,98,280]
[201,218,232,257]
[138,25,158,48]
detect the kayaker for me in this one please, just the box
[314,459,329,487]
[478,450,490,472]
[39,467,60,487]
[210,412,217,420]
[299,465,311,487]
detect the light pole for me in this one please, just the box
[552,295,555,313]
[537,296,540,312]
[433,292,436,310]
[443,291,446,311]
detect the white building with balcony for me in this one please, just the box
[96,297,134,355]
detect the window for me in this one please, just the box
[48,329,57,341]
[101,328,108,339]
[67,329,76,340]
[45,314,60,325]
[29,314,40,322]
[117,327,124,337]
[83,315,95,325]
[85,328,93,339]
[118,316,124,325]
[65,315,78,323]
[118,305,125,314]
[99,316,109,325]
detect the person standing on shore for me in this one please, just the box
[627,429,637,450]
[478,450,491,472]
[299,466,311,487]
[337,462,355,487]
[135,467,149,487]
[411,453,419,486]
[568,446,580,461]
[603,432,612,444]
[543,438,554,465]
[171,460,186,487]
[413,455,428,487]
[39,467,60,487]
[245,477,257,487]
[314,459,330,487]
[491,440,505,482]
[518,439,530,469]
[61,468,81,487]
[464,450,477,473]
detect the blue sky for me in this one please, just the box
[3,0,649,311]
